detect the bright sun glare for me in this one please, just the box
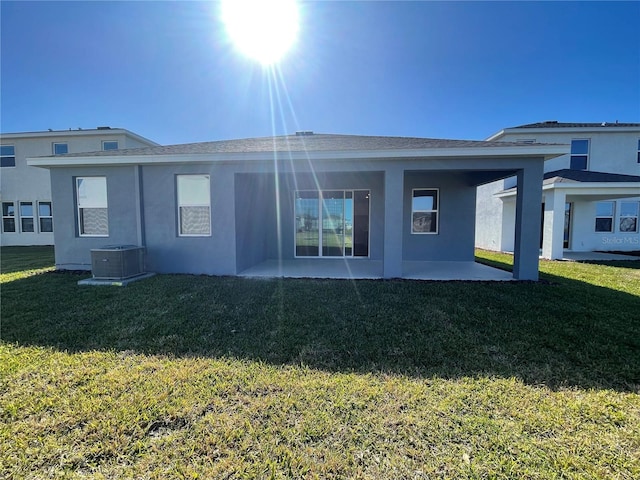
[221,0,300,65]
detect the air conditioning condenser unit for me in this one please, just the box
[91,245,145,280]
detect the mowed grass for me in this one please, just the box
[1,247,639,478]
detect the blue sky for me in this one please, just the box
[1,1,639,145]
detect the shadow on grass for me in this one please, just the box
[574,260,640,270]
[2,268,639,392]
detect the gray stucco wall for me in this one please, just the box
[141,164,236,275]
[50,166,141,269]
[47,154,546,279]
[234,173,277,273]
[475,179,506,251]
[234,171,385,272]
[403,172,477,261]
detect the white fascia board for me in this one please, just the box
[1,129,126,139]
[495,181,640,199]
[1,128,158,146]
[27,145,568,168]
[498,126,640,137]
[485,130,506,141]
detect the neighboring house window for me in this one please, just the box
[619,201,639,233]
[102,141,119,151]
[39,202,54,233]
[1,145,16,167]
[637,139,640,164]
[2,202,16,232]
[20,202,35,232]
[570,139,589,170]
[53,143,68,155]
[76,177,108,236]
[177,175,211,236]
[411,189,439,234]
[594,201,614,232]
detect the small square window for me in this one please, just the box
[53,143,68,155]
[102,141,119,151]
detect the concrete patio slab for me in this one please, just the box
[402,261,514,281]
[239,259,513,281]
[239,259,383,279]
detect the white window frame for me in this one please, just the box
[594,201,615,233]
[38,201,54,233]
[52,142,68,155]
[411,188,439,235]
[619,201,639,233]
[570,139,590,170]
[102,140,119,151]
[76,177,109,237]
[293,189,370,258]
[19,201,35,233]
[2,201,16,233]
[1,144,16,168]
[177,174,211,237]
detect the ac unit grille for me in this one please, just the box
[91,245,145,279]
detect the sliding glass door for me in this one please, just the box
[295,190,369,257]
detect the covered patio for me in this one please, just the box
[238,259,513,281]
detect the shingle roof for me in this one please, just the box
[48,133,555,158]
[499,169,640,195]
[513,121,640,129]
[542,169,640,185]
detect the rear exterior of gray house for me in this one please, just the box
[29,134,566,281]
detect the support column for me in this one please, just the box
[383,167,404,278]
[513,162,544,280]
[541,189,566,260]
[134,165,145,246]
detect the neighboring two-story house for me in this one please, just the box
[1,127,158,246]
[476,121,640,259]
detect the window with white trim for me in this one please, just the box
[595,201,614,232]
[2,202,16,232]
[77,177,108,236]
[570,139,589,170]
[53,143,68,155]
[102,141,118,151]
[1,145,15,167]
[20,202,35,232]
[411,189,439,234]
[39,202,53,233]
[177,175,211,236]
[619,201,638,233]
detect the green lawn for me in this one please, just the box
[1,247,639,478]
